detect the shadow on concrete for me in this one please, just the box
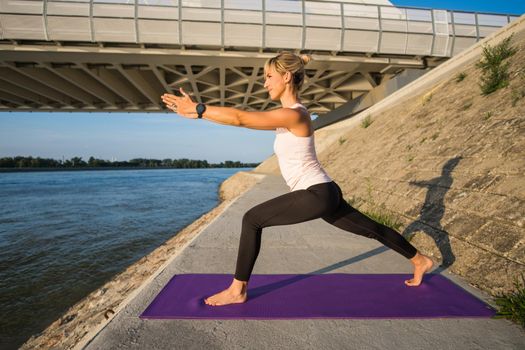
[246,246,443,301]
[402,156,463,272]
[247,246,385,301]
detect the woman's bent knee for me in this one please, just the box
[243,207,262,227]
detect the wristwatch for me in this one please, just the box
[196,103,206,119]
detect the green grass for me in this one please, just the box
[483,111,493,120]
[455,72,467,83]
[476,35,517,95]
[363,206,404,232]
[345,198,403,232]
[338,137,347,145]
[493,273,525,328]
[361,115,373,128]
[360,179,404,232]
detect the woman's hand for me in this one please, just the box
[161,88,198,119]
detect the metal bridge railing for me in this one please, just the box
[0,0,520,57]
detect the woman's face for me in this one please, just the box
[264,65,290,101]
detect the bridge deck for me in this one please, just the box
[0,0,520,57]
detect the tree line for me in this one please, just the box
[0,156,260,169]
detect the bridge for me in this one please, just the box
[0,0,520,123]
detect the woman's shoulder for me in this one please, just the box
[292,104,310,121]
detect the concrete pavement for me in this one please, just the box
[82,174,525,350]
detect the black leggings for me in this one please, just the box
[234,181,418,282]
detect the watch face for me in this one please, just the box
[197,103,206,114]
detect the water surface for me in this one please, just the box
[0,168,251,349]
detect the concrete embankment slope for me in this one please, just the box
[258,14,525,297]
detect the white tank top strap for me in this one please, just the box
[289,103,307,110]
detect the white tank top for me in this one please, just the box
[273,103,333,192]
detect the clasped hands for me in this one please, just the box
[161,88,198,119]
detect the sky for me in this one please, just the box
[0,112,275,164]
[1,1,524,164]
[391,1,525,15]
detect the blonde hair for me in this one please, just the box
[264,51,312,94]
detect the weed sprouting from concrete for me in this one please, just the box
[494,273,525,329]
[361,115,373,128]
[422,93,433,105]
[356,179,404,232]
[456,72,467,83]
[483,111,493,120]
[363,204,404,232]
[477,35,517,95]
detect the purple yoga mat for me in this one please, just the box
[139,273,496,319]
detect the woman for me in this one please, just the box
[161,51,434,307]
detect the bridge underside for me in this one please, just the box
[0,44,442,114]
[1,0,518,114]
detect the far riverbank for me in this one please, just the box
[0,166,253,173]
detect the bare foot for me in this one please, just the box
[204,279,248,306]
[405,252,434,287]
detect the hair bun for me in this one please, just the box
[300,54,312,65]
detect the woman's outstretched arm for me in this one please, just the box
[161,88,301,130]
